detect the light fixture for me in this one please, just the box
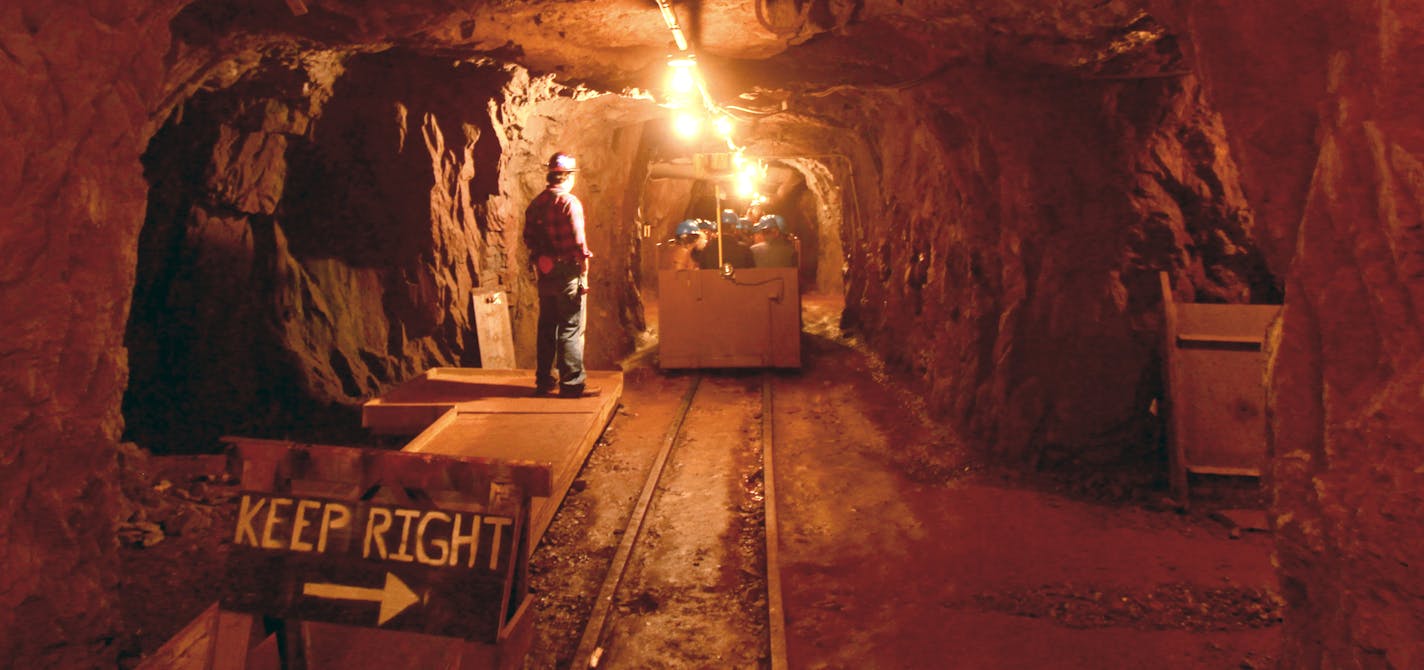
[667,56,698,96]
[673,111,702,140]
[735,159,763,198]
[736,174,758,199]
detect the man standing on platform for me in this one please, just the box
[523,152,599,398]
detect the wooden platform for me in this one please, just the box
[363,367,624,545]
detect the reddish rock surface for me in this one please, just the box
[1158,1,1424,666]
[125,50,656,453]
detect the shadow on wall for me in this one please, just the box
[123,51,517,454]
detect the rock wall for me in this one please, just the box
[0,2,186,665]
[1158,1,1424,665]
[493,92,657,369]
[823,67,1273,466]
[126,50,656,454]
[2,7,656,661]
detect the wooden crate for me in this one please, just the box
[1159,272,1281,503]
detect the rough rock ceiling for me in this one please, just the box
[172,0,1180,103]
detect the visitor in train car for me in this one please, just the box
[749,214,797,268]
[743,200,765,224]
[693,210,738,269]
[772,211,804,263]
[719,211,756,269]
[693,218,721,269]
[523,152,599,399]
[668,219,708,270]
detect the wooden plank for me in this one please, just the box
[1173,347,1269,473]
[300,622,465,668]
[365,366,623,544]
[1159,272,1189,504]
[1186,465,1262,477]
[398,407,461,453]
[210,610,255,670]
[222,437,552,498]
[534,373,622,543]
[364,370,617,436]
[245,633,281,670]
[404,372,624,545]
[136,602,221,670]
[1177,333,1265,347]
[362,402,458,436]
[473,290,517,369]
[492,598,535,670]
[1176,302,1278,339]
[283,0,309,16]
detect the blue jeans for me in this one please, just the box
[535,263,587,393]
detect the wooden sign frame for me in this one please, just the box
[140,438,549,670]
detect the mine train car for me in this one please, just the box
[657,237,802,370]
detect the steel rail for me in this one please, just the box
[575,375,702,668]
[762,375,789,670]
[573,373,787,668]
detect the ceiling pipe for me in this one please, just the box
[655,0,690,51]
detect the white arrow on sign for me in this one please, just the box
[302,572,421,625]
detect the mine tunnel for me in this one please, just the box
[4,0,1423,668]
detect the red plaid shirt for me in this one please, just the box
[524,184,592,265]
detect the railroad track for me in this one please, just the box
[570,373,789,670]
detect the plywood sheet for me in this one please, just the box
[472,290,516,369]
[1173,347,1268,474]
[1177,303,1278,340]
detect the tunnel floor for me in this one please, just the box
[115,296,1282,669]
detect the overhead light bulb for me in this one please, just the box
[670,67,696,94]
[673,112,702,140]
[667,56,698,96]
[736,161,762,198]
[737,175,758,199]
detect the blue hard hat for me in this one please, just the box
[735,217,752,233]
[697,218,717,232]
[753,214,784,234]
[721,209,740,227]
[675,219,701,237]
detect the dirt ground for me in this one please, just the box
[526,293,1279,669]
[116,294,1280,669]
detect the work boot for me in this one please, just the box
[533,385,556,397]
[559,385,601,399]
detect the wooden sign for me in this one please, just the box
[219,438,548,644]
[223,493,520,641]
